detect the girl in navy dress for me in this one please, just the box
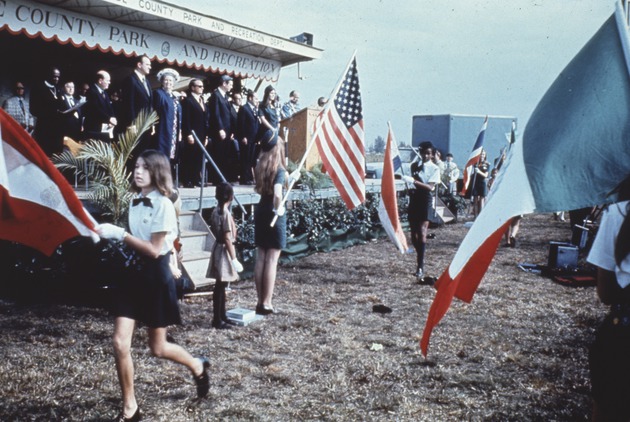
[97,150,209,422]
[253,130,286,315]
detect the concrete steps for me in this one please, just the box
[178,211,215,290]
[434,197,455,224]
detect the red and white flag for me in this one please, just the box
[0,108,98,255]
[313,54,365,210]
[378,124,407,253]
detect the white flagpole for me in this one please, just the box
[270,51,359,227]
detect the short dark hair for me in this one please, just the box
[419,141,435,153]
[188,78,203,90]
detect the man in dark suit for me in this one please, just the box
[57,80,83,142]
[82,70,117,142]
[121,55,153,154]
[30,67,63,156]
[180,78,209,187]
[236,89,260,184]
[207,74,233,183]
[227,91,242,182]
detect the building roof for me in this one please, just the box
[6,0,322,81]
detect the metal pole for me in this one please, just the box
[198,155,207,212]
[191,130,247,214]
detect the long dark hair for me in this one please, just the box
[215,182,234,215]
[130,149,173,196]
[615,176,630,266]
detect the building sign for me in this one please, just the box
[101,0,298,53]
[0,0,282,80]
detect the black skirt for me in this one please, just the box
[254,203,286,250]
[112,253,182,328]
[589,308,630,419]
[408,190,433,224]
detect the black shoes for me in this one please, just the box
[255,305,274,315]
[116,407,140,422]
[212,320,233,330]
[194,357,210,398]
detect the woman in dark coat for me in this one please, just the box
[258,85,279,138]
[152,68,182,170]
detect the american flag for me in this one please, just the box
[313,56,365,210]
[459,116,488,196]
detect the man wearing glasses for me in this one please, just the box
[3,82,35,133]
[180,78,209,187]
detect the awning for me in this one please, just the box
[0,0,322,81]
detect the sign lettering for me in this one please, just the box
[1,0,281,80]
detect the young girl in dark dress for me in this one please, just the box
[253,130,286,315]
[471,149,490,218]
[206,182,243,329]
[97,150,210,422]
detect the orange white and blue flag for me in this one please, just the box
[378,124,407,254]
[421,1,630,356]
[0,108,98,255]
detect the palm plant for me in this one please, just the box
[52,110,158,225]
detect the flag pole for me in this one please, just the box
[270,51,359,227]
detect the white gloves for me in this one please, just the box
[232,258,244,273]
[273,205,286,217]
[97,223,126,241]
[288,170,301,185]
[401,175,415,184]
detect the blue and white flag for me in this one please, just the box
[423,0,630,356]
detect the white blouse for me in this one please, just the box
[588,200,630,288]
[128,189,177,256]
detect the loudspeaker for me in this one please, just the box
[548,241,579,270]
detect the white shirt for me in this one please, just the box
[128,190,177,256]
[588,200,630,288]
[414,160,441,185]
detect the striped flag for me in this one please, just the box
[459,116,488,196]
[313,54,365,210]
[378,124,408,253]
[421,1,630,356]
[0,108,98,255]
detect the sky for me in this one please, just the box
[181,0,614,148]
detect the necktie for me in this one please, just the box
[199,96,205,111]
[68,96,74,107]
[18,98,25,114]
[132,197,152,208]
[143,78,150,95]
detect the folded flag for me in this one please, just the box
[378,124,408,253]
